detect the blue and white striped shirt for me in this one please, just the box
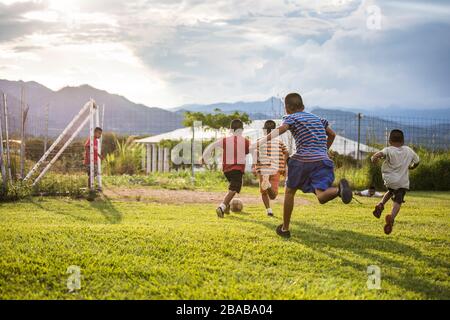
[282,111,329,162]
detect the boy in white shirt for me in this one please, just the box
[371,130,420,234]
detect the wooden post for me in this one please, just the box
[151,144,157,173]
[163,147,170,172]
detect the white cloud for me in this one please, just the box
[0,0,449,108]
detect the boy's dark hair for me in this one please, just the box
[389,129,404,144]
[263,120,276,133]
[285,93,305,112]
[230,119,244,131]
[94,127,103,133]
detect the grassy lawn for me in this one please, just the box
[0,190,449,300]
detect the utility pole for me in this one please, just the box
[357,113,362,164]
[20,87,29,179]
[2,93,12,181]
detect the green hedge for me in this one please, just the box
[366,150,450,191]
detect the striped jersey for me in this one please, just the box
[255,138,288,175]
[282,111,329,162]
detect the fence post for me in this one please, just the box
[44,103,49,154]
[0,105,7,193]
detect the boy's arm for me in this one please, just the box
[410,162,420,170]
[250,124,289,152]
[371,151,385,163]
[325,126,336,149]
[409,149,420,170]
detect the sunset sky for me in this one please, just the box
[0,0,449,108]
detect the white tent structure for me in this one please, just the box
[136,120,377,173]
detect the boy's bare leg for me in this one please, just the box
[391,202,401,220]
[379,191,393,206]
[223,190,237,207]
[262,193,270,209]
[267,188,277,200]
[315,187,339,204]
[385,201,401,234]
[282,187,297,230]
[373,191,392,218]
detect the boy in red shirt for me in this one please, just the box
[84,127,104,188]
[203,119,250,218]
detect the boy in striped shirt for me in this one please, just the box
[253,120,289,216]
[255,93,353,238]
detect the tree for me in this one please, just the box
[182,109,251,130]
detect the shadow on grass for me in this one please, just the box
[29,196,123,224]
[88,195,123,224]
[231,215,450,299]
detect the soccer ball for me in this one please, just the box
[230,199,243,212]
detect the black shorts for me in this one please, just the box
[388,188,407,204]
[224,170,244,193]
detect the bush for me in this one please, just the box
[366,149,450,191]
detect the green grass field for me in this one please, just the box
[0,189,449,300]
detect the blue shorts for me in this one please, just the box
[286,159,335,193]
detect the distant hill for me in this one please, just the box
[1,79,448,149]
[0,80,184,137]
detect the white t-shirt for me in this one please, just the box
[381,146,420,190]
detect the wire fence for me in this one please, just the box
[2,100,449,177]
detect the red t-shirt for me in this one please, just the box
[221,135,250,173]
[84,138,99,165]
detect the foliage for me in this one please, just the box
[182,109,251,130]
[366,149,450,191]
[104,135,144,175]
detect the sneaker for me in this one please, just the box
[338,179,352,204]
[384,214,394,235]
[373,203,384,219]
[267,210,274,217]
[261,176,271,191]
[224,205,231,215]
[276,224,291,238]
[216,206,225,218]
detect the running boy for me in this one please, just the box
[84,127,104,189]
[371,129,420,235]
[203,119,250,218]
[253,120,289,216]
[254,93,353,238]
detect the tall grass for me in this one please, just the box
[104,135,144,175]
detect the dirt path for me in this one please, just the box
[103,187,311,206]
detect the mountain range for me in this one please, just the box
[0,79,184,137]
[0,80,449,149]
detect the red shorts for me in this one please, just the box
[258,172,280,195]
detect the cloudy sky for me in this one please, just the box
[0,0,449,109]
